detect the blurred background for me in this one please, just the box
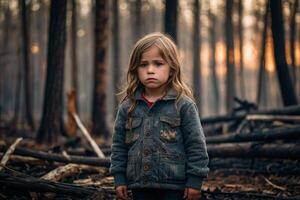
[0,0,299,141]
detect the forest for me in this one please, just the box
[0,0,299,199]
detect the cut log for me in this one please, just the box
[206,126,300,143]
[202,104,300,124]
[207,143,300,159]
[41,163,107,181]
[0,137,23,171]
[245,114,300,122]
[0,170,111,198]
[0,145,110,167]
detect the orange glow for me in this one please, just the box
[31,43,39,54]
[296,41,300,67]
[215,42,226,77]
[265,33,275,73]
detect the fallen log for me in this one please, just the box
[206,126,300,143]
[0,145,110,167]
[207,143,300,159]
[41,163,107,181]
[0,170,111,198]
[1,142,299,168]
[202,104,300,124]
[246,114,300,122]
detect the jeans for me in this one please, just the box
[131,188,184,200]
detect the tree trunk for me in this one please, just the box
[36,0,67,144]
[225,0,236,113]
[164,0,178,43]
[113,0,120,111]
[257,0,270,107]
[193,0,201,114]
[92,0,109,137]
[71,0,78,111]
[270,0,297,106]
[290,0,298,86]
[208,6,219,115]
[131,0,142,41]
[20,0,35,131]
[237,0,245,99]
[67,0,78,137]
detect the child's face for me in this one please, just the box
[137,46,171,93]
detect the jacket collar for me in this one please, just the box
[134,86,177,101]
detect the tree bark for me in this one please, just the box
[36,0,67,144]
[270,0,297,106]
[206,126,300,144]
[237,0,245,99]
[70,0,79,111]
[208,6,219,115]
[20,0,35,131]
[207,143,300,159]
[256,0,270,107]
[290,0,298,86]
[202,104,300,124]
[0,145,110,167]
[92,0,109,137]
[131,0,142,41]
[225,0,236,113]
[192,0,201,114]
[164,0,178,42]
[113,0,120,111]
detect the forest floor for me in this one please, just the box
[0,135,299,200]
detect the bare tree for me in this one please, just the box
[20,0,35,131]
[237,0,245,99]
[270,0,297,106]
[113,0,120,112]
[37,0,67,144]
[92,0,109,137]
[131,0,142,41]
[192,0,201,114]
[225,0,236,112]
[164,0,178,42]
[290,0,298,86]
[257,0,270,107]
[208,5,219,115]
[71,0,78,110]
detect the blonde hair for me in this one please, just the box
[120,32,194,118]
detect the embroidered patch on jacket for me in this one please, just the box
[160,129,177,142]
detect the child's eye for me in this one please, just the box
[139,63,147,67]
[155,62,163,66]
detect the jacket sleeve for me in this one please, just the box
[181,102,209,190]
[109,104,128,186]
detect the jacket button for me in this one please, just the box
[145,130,150,136]
[144,149,150,156]
[143,164,150,171]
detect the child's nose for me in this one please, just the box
[147,65,155,73]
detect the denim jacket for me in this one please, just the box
[110,87,209,191]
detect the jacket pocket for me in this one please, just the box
[159,116,181,143]
[125,117,142,145]
[158,153,186,182]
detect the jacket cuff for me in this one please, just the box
[114,173,127,186]
[186,175,203,190]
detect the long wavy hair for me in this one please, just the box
[119,32,194,118]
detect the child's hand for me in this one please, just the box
[183,188,201,200]
[116,185,128,200]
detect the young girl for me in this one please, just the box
[110,32,209,200]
